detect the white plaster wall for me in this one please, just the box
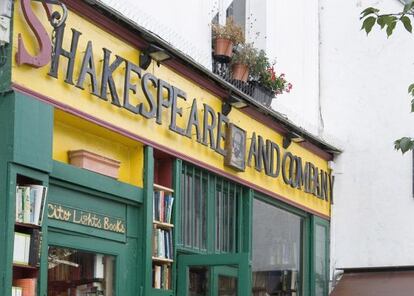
[99,0,213,68]
[320,0,414,270]
[267,0,321,136]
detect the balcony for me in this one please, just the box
[212,57,274,108]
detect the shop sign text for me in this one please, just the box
[48,203,126,234]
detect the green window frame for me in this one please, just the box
[311,216,330,296]
[177,162,244,255]
[253,193,330,296]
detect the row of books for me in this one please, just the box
[153,191,174,224]
[153,264,170,290]
[152,229,173,259]
[15,185,47,225]
[13,231,41,267]
[12,278,36,296]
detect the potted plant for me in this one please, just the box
[230,43,257,82]
[249,50,292,107]
[212,17,244,62]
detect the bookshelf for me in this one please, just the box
[152,183,174,291]
[12,174,47,296]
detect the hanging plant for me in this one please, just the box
[230,43,257,82]
[212,17,244,61]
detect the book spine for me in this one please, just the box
[22,187,31,224]
[15,187,23,223]
[29,229,41,267]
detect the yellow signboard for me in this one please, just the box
[12,1,332,217]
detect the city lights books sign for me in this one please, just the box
[13,0,333,214]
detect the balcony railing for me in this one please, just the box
[212,58,274,108]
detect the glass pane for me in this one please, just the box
[315,224,327,296]
[252,199,302,296]
[181,163,240,253]
[215,181,238,253]
[180,165,208,251]
[189,267,209,296]
[48,246,115,296]
[218,275,237,296]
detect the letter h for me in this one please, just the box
[48,25,81,85]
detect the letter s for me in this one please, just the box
[16,0,52,68]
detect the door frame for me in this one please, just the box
[177,253,249,296]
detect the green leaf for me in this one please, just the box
[377,16,387,29]
[360,7,380,19]
[411,98,414,112]
[362,16,377,34]
[394,137,414,153]
[386,21,397,37]
[403,1,414,13]
[401,16,412,33]
[408,83,414,94]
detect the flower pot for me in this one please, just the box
[231,63,249,82]
[251,82,275,107]
[68,150,121,179]
[214,38,234,62]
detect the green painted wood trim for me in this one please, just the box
[4,163,49,296]
[51,161,143,203]
[13,92,53,172]
[171,158,181,294]
[177,253,249,296]
[310,216,330,296]
[303,214,311,296]
[242,188,253,295]
[143,146,154,296]
[254,191,308,218]
[207,173,215,253]
[0,1,13,93]
[47,228,128,296]
[0,93,17,295]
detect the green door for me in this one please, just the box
[177,253,249,296]
[213,266,238,296]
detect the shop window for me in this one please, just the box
[252,199,303,296]
[215,181,240,253]
[180,165,208,251]
[180,163,242,253]
[47,246,115,296]
[312,217,330,296]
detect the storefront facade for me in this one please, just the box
[0,1,337,295]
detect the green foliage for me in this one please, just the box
[361,2,414,154]
[212,17,245,45]
[231,43,258,67]
[360,3,413,37]
[394,137,414,153]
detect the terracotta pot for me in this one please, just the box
[68,150,121,179]
[214,38,234,59]
[231,63,249,82]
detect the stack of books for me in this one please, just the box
[153,191,174,224]
[15,185,47,226]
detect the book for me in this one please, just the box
[13,278,36,296]
[15,187,23,223]
[12,287,23,296]
[30,185,47,226]
[15,185,47,225]
[28,229,41,267]
[13,232,31,265]
[22,187,31,224]
[154,265,161,289]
